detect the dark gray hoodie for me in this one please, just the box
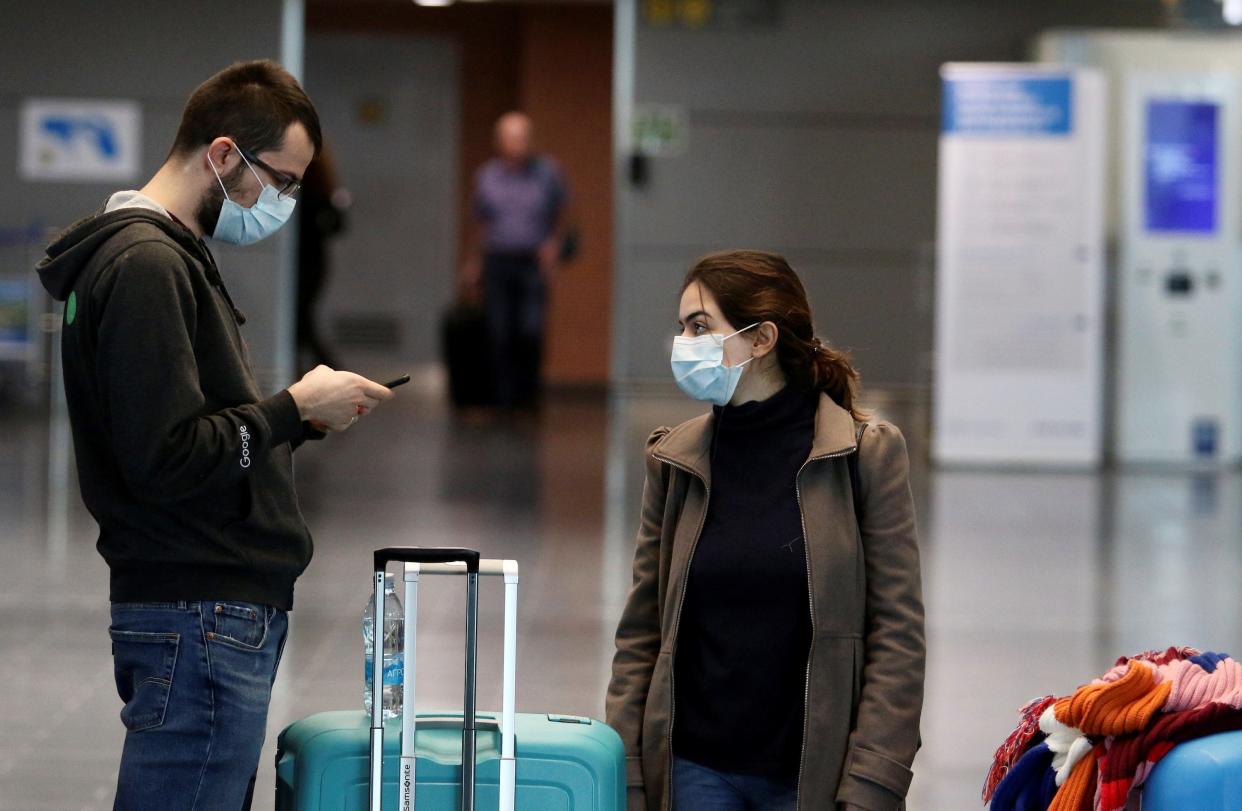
[38,206,316,609]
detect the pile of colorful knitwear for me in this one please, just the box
[982,647,1242,811]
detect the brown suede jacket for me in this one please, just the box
[606,393,925,810]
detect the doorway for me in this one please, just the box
[304,1,614,386]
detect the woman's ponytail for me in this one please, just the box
[808,338,864,421]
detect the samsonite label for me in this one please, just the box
[400,758,415,811]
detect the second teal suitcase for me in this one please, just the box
[1141,730,1242,809]
[275,548,625,811]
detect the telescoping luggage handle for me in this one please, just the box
[369,548,519,811]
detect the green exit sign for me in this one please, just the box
[633,105,689,157]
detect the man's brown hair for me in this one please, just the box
[170,60,322,159]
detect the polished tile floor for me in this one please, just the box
[3,378,1242,810]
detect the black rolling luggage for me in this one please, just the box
[440,302,493,408]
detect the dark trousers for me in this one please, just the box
[483,252,546,409]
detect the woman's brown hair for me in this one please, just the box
[683,250,866,421]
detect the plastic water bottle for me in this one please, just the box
[363,573,404,720]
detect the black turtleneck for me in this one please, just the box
[673,384,817,779]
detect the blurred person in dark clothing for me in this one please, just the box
[461,112,568,410]
[296,144,347,371]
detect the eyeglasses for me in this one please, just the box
[237,145,302,199]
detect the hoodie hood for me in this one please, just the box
[37,207,205,301]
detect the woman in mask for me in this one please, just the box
[606,251,924,811]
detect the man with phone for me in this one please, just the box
[36,61,392,810]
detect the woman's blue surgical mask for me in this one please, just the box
[209,145,296,246]
[670,323,759,406]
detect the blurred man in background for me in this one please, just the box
[461,112,568,411]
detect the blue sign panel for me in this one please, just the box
[942,76,1073,136]
[0,280,29,349]
[40,115,120,159]
[1145,100,1218,235]
[1193,418,1220,458]
[20,99,140,182]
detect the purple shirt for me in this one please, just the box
[473,156,566,254]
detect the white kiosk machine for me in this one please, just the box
[1037,32,1242,466]
[1117,75,1242,464]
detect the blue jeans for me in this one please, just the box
[109,600,288,811]
[672,756,798,810]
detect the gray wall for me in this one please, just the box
[0,1,292,391]
[304,33,459,367]
[613,0,1164,388]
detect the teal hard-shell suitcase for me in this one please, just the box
[274,548,625,811]
[275,710,625,810]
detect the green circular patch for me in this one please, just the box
[65,291,77,326]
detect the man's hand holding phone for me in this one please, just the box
[287,366,402,433]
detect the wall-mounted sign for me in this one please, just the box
[19,99,142,183]
[941,75,1074,135]
[356,96,389,127]
[0,279,31,361]
[633,104,689,157]
[641,0,779,29]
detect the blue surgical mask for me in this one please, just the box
[670,323,759,406]
[209,146,296,246]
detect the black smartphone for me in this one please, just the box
[383,374,411,389]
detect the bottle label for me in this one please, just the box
[383,658,404,686]
[364,658,405,685]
